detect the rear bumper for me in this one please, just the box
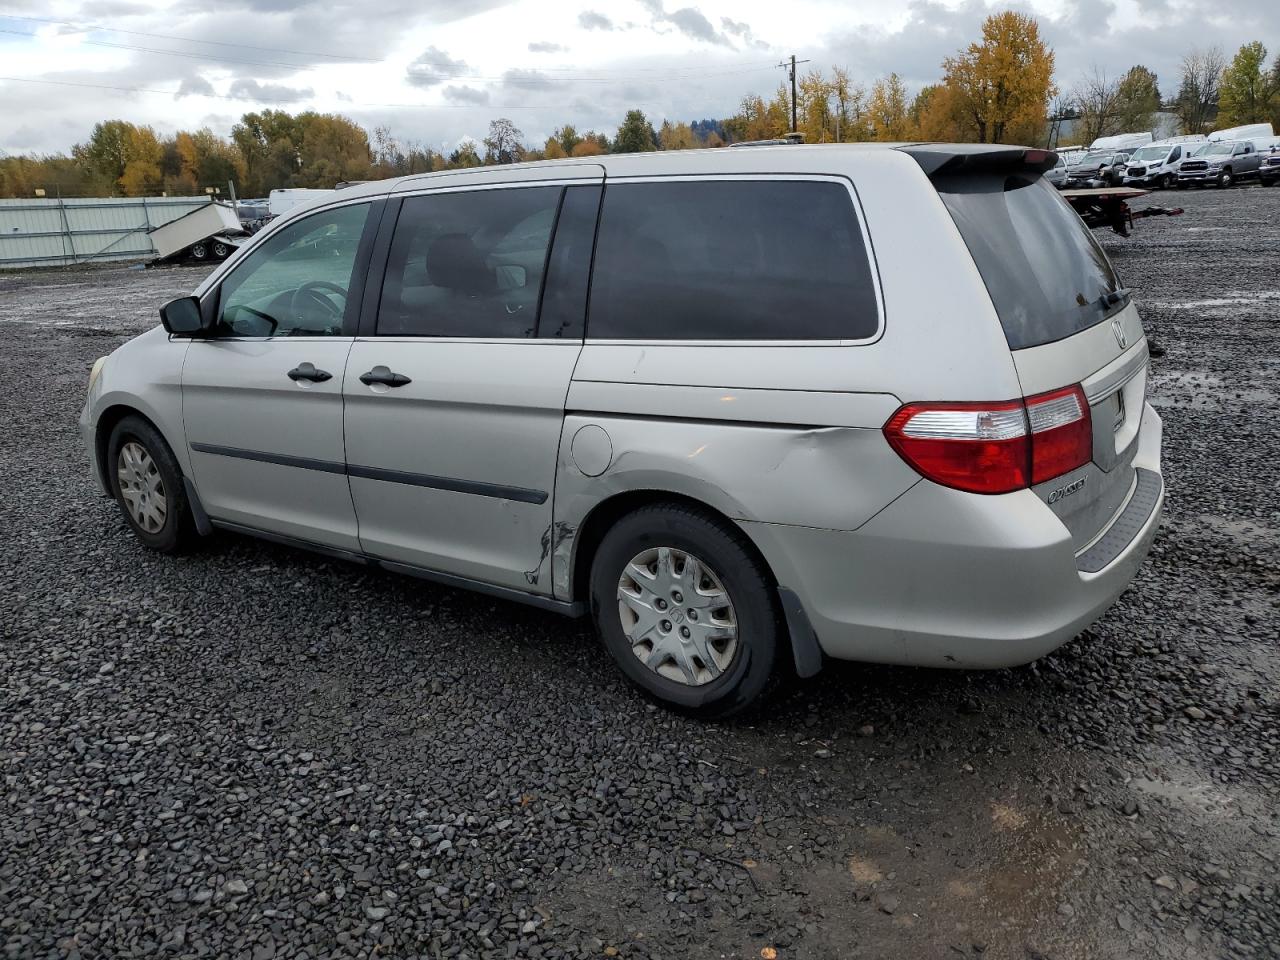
[741,403,1164,670]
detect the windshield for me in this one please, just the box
[1129,146,1167,161]
[1203,143,1233,156]
[1078,152,1111,165]
[936,175,1121,350]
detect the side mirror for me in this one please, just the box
[160,296,207,336]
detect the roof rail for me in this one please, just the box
[729,132,805,148]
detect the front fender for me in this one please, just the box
[87,327,191,476]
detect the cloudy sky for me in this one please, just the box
[0,0,1274,155]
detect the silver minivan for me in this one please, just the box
[81,143,1164,716]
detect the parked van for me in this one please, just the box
[267,188,335,218]
[1207,123,1274,143]
[1122,136,1206,189]
[1090,132,1153,152]
[80,144,1164,716]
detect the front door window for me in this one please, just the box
[216,203,370,338]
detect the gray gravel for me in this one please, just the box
[2,186,1279,960]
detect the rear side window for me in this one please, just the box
[377,186,561,338]
[937,176,1121,350]
[588,179,879,340]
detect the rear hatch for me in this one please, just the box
[906,146,1148,554]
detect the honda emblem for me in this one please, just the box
[1111,318,1128,350]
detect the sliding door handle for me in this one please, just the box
[359,365,412,387]
[288,362,332,383]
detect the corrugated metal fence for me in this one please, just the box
[0,196,212,269]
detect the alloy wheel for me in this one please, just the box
[617,546,738,686]
[116,441,168,534]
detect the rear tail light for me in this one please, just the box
[1025,385,1092,484]
[884,385,1092,495]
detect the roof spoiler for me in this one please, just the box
[897,145,1059,177]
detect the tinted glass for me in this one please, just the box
[588,180,879,340]
[537,185,601,339]
[377,186,561,338]
[937,175,1121,350]
[217,203,369,337]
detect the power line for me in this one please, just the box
[2,13,383,62]
[0,29,778,85]
[1,16,781,80]
[0,74,711,117]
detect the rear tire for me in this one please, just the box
[106,415,197,554]
[589,503,779,718]
[189,242,209,261]
[212,240,230,259]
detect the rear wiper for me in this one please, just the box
[1101,288,1131,309]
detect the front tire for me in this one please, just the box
[1161,173,1175,189]
[590,504,779,718]
[107,415,197,553]
[1217,170,1233,188]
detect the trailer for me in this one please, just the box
[147,201,247,262]
[1061,186,1183,237]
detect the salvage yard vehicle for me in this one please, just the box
[1177,140,1262,187]
[1065,150,1131,187]
[81,143,1164,716]
[147,201,247,263]
[1122,137,1205,189]
[1260,146,1280,186]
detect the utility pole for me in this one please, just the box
[778,54,811,133]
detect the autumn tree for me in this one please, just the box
[658,120,699,150]
[570,133,609,156]
[483,118,524,164]
[1219,42,1274,126]
[1072,69,1122,144]
[867,74,910,140]
[1174,47,1226,134]
[613,110,658,152]
[1115,66,1161,132]
[941,11,1056,144]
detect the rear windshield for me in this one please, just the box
[936,175,1121,350]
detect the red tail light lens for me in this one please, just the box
[883,400,1030,494]
[884,385,1093,495]
[1026,385,1092,484]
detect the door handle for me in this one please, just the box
[288,362,332,383]
[359,365,412,387]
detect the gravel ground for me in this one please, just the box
[2,186,1278,960]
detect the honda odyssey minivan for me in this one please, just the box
[81,143,1164,716]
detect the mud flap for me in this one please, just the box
[778,586,824,678]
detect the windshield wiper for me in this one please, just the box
[1102,287,1131,310]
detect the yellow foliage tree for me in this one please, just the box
[867,74,911,140]
[941,11,1056,143]
[658,120,699,150]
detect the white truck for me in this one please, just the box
[1090,132,1154,152]
[267,188,335,218]
[147,201,247,263]
[1122,135,1207,189]
[1207,123,1274,143]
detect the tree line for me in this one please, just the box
[2,14,1278,200]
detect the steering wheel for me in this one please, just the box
[288,281,348,327]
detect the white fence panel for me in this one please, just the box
[0,196,212,269]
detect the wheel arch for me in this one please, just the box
[564,488,822,678]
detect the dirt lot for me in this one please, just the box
[1,185,1277,960]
